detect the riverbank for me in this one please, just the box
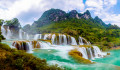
[111,46,120,50]
[0,43,63,70]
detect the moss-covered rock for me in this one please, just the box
[38,39,52,44]
[68,49,93,64]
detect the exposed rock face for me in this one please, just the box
[68,10,79,19]
[32,9,92,27]
[81,10,91,19]
[33,9,66,27]
[12,41,42,51]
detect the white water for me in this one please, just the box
[34,34,40,40]
[6,27,12,39]
[26,34,29,40]
[63,35,67,45]
[93,46,107,58]
[88,47,94,60]
[1,24,12,39]
[19,29,23,39]
[27,42,33,53]
[79,37,84,45]
[51,34,56,44]
[71,37,77,45]
[78,47,88,59]
[33,33,91,45]
[39,41,51,49]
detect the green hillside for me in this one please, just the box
[34,18,120,50]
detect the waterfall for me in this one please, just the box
[79,37,84,45]
[93,46,106,58]
[1,25,7,38]
[6,26,12,39]
[71,37,77,45]
[78,47,88,59]
[63,35,67,45]
[27,42,33,53]
[34,34,40,40]
[37,41,51,49]
[51,34,56,44]
[1,25,12,39]
[88,48,94,60]
[77,46,107,60]
[26,34,29,40]
[43,34,51,40]
[59,34,62,45]
[19,29,23,39]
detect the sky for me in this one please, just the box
[0,0,120,26]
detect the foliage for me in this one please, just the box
[0,43,63,70]
[5,18,21,28]
[0,19,4,26]
[32,18,120,50]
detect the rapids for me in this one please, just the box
[2,27,118,70]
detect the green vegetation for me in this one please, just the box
[0,26,63,70]
[5,18,21,28]
[69,49,93,64]
[32,18,120,50]
[24,9,120,50]
[0,43,63,70]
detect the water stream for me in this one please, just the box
[1,27,120,70]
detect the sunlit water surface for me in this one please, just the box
[2,40,120,70]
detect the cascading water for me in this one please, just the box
[6,26,12,39]
[71,37,77,45]
[59,34,62,45]
[79,37,84,45]
[11,33,107,61]
[39,41,51,49]
[26,34,29,40]
[93,46,106,58]
[78,47,88,59]
[77,46,106,60]
[51,34,56,44]
[88,47,94,60]
[34,34,40,40]
[27,42,33,53]
[19,29,23,39]
[63,35,67,45]
[33,33,92,45]
[1,24,12,39]
[1,24,7,38]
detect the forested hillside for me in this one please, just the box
[23,9,120,50]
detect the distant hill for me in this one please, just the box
[32,9,92,27]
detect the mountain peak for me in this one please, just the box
[94,16,106,26]
[32,9,93,27]
[68,10,79,19]
[82,10,91,19]
[69,10,78,14]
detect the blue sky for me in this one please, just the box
[0,0,120,26]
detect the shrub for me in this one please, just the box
[0,43,63,70]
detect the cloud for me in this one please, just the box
[0,0,85,26]
[0,0,120,26]
[85,0,120,26]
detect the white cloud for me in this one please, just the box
[85,0,120,26]
[0,0,85,26]
[0,0,120,26]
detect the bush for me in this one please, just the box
[0,43,63,70]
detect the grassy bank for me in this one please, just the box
[0,43,63,70]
